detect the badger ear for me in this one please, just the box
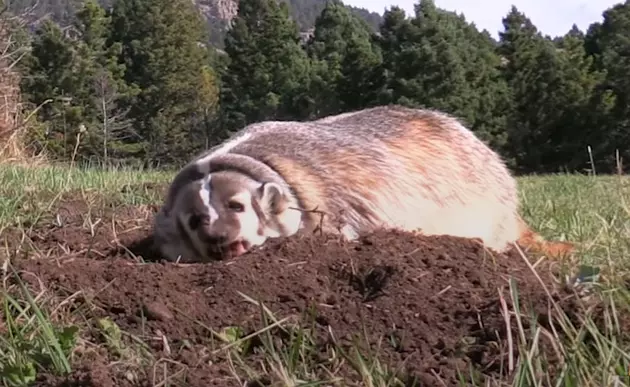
[257,182,288,213]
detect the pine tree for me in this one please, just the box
[20,19,83,159]
[373,6,414,105]
[306,0,382,116]
[584,1,630,172]
[109,0,220,164]
[376,0,509,151]
[72,0,139,162]
[499,7,605,172]
[337,34,382,111]
[220,0,313,132]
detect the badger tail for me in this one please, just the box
[516,215,574,259]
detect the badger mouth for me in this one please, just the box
[206,238,250,258]
[226,240,250,257]
[176,215,252,260]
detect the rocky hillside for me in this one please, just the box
[9,0,384,46]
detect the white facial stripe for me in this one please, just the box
[227,191,267,247]
[195,133,253,173]
[230,191,251,204]
[199,174,219,222]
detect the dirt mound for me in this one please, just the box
[2,199,605,386]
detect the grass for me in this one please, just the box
[0,164,171,231]
[0,164,629,386]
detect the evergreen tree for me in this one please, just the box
[499,7,605,172]
[462,26,511,153]
[553,29,610,172]
[109,0,220,164]
[337,34,383,111]
[306,0,382,116]
[21,1,156,163]
[14,0,623,173]
[72,0,139,162]
[20,19,82,159]
[373,6,414,105]
[376,0,509,151]
[220,0,312,132]
[584,1,630,172]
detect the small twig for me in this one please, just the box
[498,287,515,372]
[432,285,452,299]
[288,205,327,236]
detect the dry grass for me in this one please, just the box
[0,6,47,166]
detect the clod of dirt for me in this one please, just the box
[142,301,174,321]
[4,199,626,386]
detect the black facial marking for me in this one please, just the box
[175,215,205,258]
[188,214,202,230]
[164,164,206,214]
[188,213,210,231]
[203,234,228,245]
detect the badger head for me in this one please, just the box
[154,169,302,262]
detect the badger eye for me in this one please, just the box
[227,201,245,212]
[188,214,202,230]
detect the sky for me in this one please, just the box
[342,0,622,38]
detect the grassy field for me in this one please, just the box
[0,164,629,386]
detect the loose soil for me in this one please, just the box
[0,192,624,387]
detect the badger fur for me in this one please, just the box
[152,105,573,262]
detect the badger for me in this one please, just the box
[152,105,573,262]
